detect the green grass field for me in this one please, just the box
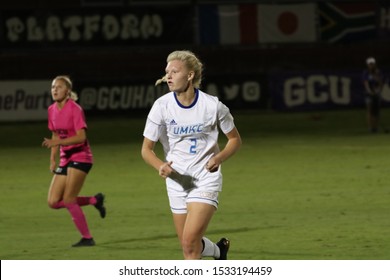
[1,109,390,260]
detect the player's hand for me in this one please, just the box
[159,161,175,179]
[49,159,56,173]
[42,138,59,148]
[206,157,221,173]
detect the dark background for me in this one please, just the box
[0,0,389,114]
[1,0,388,79]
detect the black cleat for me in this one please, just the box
[72,238,95,247]
[94,193,106,218]
[215,237,230,260]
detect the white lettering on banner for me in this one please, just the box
[381,7,390,29]
[27,17,44,41]
[329,76,350,104]
[284,75,351,108]
[284,77,305,107]
[0,90,51,110]
[0,80,52,121]
[6,13,163,42]
[307,75,328,103]
[140,15,163,39]
[79,85,165,110]
[224,84,240,100]
[243,81,261,101]
[47,16,64,41]
[205,84,218,97]
[381,83,390,101]
[84,15,100,40]
[63,16,83,41]
[206,81,261,102]
[6,17,24,42]
[103,15,119,40]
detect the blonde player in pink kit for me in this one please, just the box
[142,50,242,259]
[42,75,106,247]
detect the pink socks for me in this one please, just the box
[65,203,92,239]
[51,196,96,209]
[50,197,96,238]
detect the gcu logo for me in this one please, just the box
[284,75,351,108]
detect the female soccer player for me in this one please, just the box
[141,50,242,259]
[42,75,106,247]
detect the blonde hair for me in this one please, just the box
[53,75,78,101]
[155,50,203,88]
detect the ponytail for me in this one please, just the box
[69,91,78,101]
[155,75,167,86]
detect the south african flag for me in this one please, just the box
[319,2,376,43]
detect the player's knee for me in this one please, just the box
[181,237,201,259]
[48,200,60,209]
[62,196,76,205]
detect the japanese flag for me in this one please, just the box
[257,3,316,43]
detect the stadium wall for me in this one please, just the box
[0,1,389,121]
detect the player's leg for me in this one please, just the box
[47,171,67,209]
[172,213,187,249]
[63,167,87,203]
[181,202,216,259]
[75,193,106,218]
[203,236,230,260]
[64,166,94,246]
[169,195,188,251]
[65,162,106,216]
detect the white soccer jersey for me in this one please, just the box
[143,89,235,194]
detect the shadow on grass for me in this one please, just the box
[97,226,280,248]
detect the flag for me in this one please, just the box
[378,1,390,39]
[198,4,258,45]
[198,3,316,45]
[319,2,376,43]
[257,3,316,43]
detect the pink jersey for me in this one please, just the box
[48,99,93,166]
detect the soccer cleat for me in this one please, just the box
[94,193,106,218]
[72,238,95,247]
[215,237,230,260]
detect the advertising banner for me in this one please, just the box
[202,75,268,110]
[0,6,193,48]
[0,80,51,121]
[269,70,390,111]
[76,76,267,113]
[3,72,388,121]
[0,75,267,121]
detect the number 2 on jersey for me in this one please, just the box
[189,138,197,154]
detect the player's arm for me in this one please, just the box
[49,132,59,172]
[42,128,87,148]
[206,127,242,172]
[141,137,174,179]
[363,80,374,95]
